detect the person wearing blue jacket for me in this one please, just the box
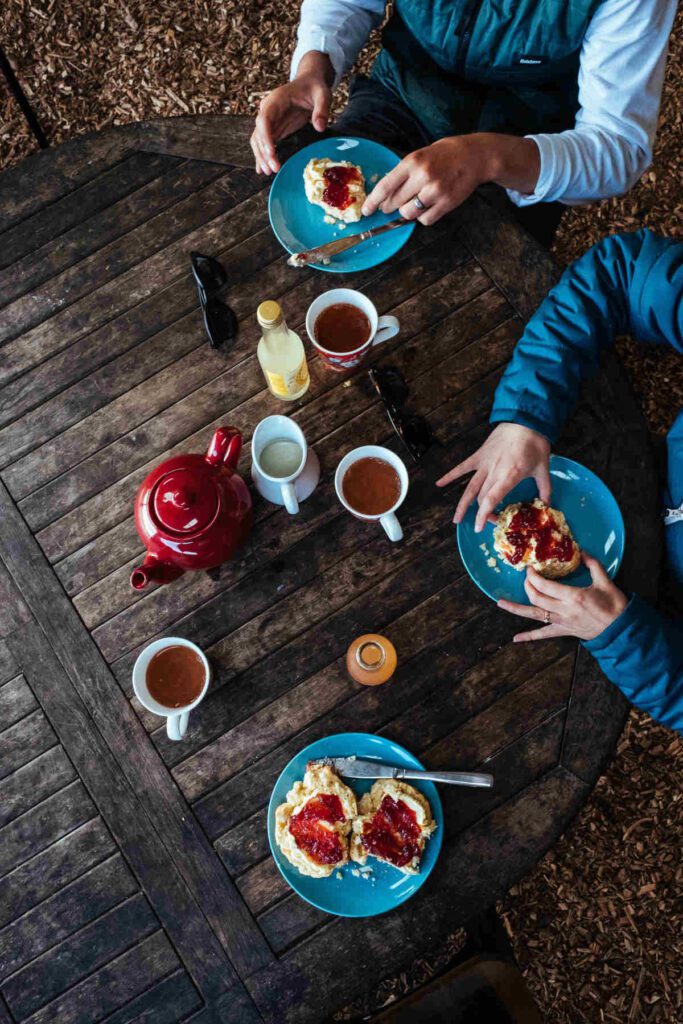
[437,229,683,733]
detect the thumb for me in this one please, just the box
[583,551,609,585]
[311,86,330,132]
[535,461,552,505]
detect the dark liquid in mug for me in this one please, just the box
[342,457,401,516]
[314,303,372,353]
[147,645,206,709]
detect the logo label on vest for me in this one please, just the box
[517,54,546,65]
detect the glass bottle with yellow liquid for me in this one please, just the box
[256,300,310,401]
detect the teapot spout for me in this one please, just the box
[130,557,184,591]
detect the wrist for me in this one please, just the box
[475,134,541,194]
[295,50,334,88]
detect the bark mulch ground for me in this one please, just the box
[1,4,681,1021]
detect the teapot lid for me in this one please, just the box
[152,468,219,534]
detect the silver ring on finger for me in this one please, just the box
[543,609,551,625]
[413,195,427,211]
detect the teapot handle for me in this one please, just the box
[206,427,242,472]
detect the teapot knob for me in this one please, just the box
[170,486,194,510]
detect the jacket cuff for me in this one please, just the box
[488,409,557,443]
[583,595,641,654]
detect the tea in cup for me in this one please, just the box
[306,289,400,371]
[251,414,320,515]
[335,445,408,541]
[132,637,210,741]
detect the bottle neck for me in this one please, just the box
[261,317,290,348]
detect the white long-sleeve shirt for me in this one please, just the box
[290,0,676,207]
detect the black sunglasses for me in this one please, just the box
[368,366,435,461]
[190,251,238,350]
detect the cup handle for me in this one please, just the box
[281,481,299,515]
[372,315,400,347]
[380,511,403,542]
[167,710,190,741]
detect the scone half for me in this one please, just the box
[350,780,436,875]
[303,157,366,224]
[493,498,580,579]
[275,763,357,878]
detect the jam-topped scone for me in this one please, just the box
[275,763,357,878]
[350,780,436,875]
[493,498,581,579]
[303,157,366,223]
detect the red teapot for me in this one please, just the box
[130,427,252,590]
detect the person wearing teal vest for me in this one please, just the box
[251,1,675,244]
[438,230,683,733]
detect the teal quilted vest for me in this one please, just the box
[372,0,604,140]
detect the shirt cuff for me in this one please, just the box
[290,32,346,87]
[505,136,553,207]
[583,595,640,654]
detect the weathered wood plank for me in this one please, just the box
[0,744,76,828]
[97,970,202,1024]
[0,558,32,639]
[0,152,181,289]
[0,674,37,730]
[2,894,158,1020]
[0,181,267,390]
[237,858,290,918]
[0,490,273,987]
[0,641,18,686]
[0,853,137,979]
[137,114,255,166]
[0,708,57,781]
[0,780,95,877]
[23,930,179,1024]
[0,125,136,235]
[0,818,114,930]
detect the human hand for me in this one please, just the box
[436,423,551,531]
[361,133,540,224]
[497,554,629,643]
[250,52,333,175]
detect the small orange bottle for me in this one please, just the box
[346,634,397,686]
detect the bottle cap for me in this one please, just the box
[355,640,386,671]
[257,300,282,327]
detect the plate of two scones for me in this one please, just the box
[268,733,443,917]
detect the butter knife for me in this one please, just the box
[287,217,407,268]
[311,756,493,789]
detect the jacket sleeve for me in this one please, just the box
[489,230,683,442]
[583,596,683,734]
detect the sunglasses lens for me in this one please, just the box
[371,367,409,408]
[204,298,238,348]
[192,252,227,290]
[398,415,434,459]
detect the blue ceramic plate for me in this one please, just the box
[457,455,625,604]
[268,137,415,272]
[267,732,443,917]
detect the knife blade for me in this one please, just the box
[287,217,407,268]
[310,757,493,789]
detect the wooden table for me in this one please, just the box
[0,115,661,1024]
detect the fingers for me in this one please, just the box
[583,551,609,585]
[496,598,548,622]
[474,479,509,533]
[311,84,330,133]
[525,567,569,601]
[513,623,568,643]
[416,201,449,226]
[250,131,270,175]
[454,469,485,525]
[436,456,475,488]
[362,162,410,216]
[535,461,552,505]
[397,183,439,221]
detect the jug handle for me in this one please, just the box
[206,427,242,472]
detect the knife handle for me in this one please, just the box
[396,769,493,789]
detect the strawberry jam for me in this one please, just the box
[506,503,575,566]
[288,794,345,865]
[361,795,422,868]
[322,165,359,212]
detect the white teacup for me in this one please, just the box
[306,288,400,371]
[132,637,210,742]
[335,445,409,542]
[251,414,320,515]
